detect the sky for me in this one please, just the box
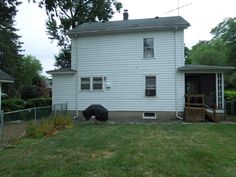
[15,0,236,76]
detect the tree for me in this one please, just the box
[187,40,228,66]
[0,0,23,96]
[211,17,236,66]
[19,55,42,86]
[18,55,46,99]
[30,0,122,68]
[184,46,191,64]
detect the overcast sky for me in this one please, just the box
[15,0,236,76]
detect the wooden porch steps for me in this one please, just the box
[184,107,219,122]
[184,94,219,122]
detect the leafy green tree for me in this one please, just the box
[188,40,228,66]
[0,0,23,96]
[211,17,236,66]
[30,0,123,68]
[19,55,42,87]
[184,46,191,64]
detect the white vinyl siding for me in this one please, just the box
[69,30,185,112]
[52,75,76,110]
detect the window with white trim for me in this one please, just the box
[143,112,156,119]
[93,77,103,90]
[80,76,104,91]
[143,38,154,58]
[81,77,90,90]
[145,76,156,96]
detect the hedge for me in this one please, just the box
[2,99,25,112]
[24,98,52,108]
[2,97,52,112]
[225,90,236,100]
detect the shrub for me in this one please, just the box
[25,122,43,138]
[2,99,25,112]
[25,114,72,138]
[225,90,236,100]
[25,98,52,108]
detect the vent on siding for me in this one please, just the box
[143,112,156,119]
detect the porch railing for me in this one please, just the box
[185,94,216,118]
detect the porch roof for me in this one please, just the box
[178,65,235,73]
[0,69,14,83]
[46,68,76,75]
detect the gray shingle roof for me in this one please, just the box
[0,69,14,82]
[46,68,76,75]
[68,16,190,36]
[178,65,235,72]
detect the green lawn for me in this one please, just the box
[0,123,236,177]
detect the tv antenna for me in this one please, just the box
[165,0,192,15]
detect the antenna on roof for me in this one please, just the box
[165,0,192,15]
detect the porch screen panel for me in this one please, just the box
[217,73,223,109]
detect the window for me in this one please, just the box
[93,77,103,90]
[145,76,156,96]
[143,38,154,58]
[81,77,90,90]
[143,112,156,119]
[80,76,104,91]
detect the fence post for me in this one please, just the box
[0,111,4,148]
[34,107,37,126]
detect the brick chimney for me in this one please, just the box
[123,9,129,20]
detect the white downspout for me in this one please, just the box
[174,27,184,120]
[75,36,79,117]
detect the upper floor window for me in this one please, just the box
[143,38,154,58]
[145,76,156,96]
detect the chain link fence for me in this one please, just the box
[0,103,67,148]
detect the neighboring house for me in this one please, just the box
[0,69,14,111]
[47,12,233,121]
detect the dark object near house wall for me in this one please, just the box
[82,104,108,122]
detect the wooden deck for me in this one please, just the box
[185,94,219,122]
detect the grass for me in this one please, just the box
[0,123,236,177]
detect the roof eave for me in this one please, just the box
[46,70,77,75]
[67,24,190,37]
[0,79,14,83]
[178,66,235,73]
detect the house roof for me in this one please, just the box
[0,69,15,83]
[68,16,190,36]
[178,65,235,72]
[46,68,76,75]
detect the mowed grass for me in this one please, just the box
[0,123,236,177]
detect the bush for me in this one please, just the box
[2,99,25,112]
[25,122,43,138]
[225,90,236,100]
[25,114,72,138]
[25,98,52,108]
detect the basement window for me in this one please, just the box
[143,112,156,119]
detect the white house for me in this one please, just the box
[0,69,14,111]
[47,13,233,121]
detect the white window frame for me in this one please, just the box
[92,77,103,90]
[143,38,155,58]
[80,76,104,91]
[145,75,156,97]
[80,77,91,91]
[143,112,157,119]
